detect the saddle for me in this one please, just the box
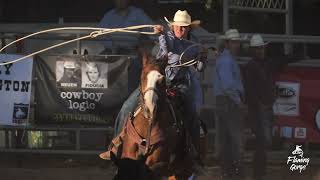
[99,93,208,163]
[99,98,183,161]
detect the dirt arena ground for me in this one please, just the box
[0,152,319,180]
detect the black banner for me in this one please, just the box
[35,55,132,125]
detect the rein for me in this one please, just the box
[140,86,159,156]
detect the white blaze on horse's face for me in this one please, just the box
[143,70,164,119]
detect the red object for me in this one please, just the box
[274,66,320,143]
[166,88,177,97]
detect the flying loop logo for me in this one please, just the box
[287,145,310,173]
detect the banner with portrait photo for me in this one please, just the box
[35,55,132,125]
[0,54,33,126]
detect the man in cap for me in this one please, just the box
[245,34,301,180]
[213,29,245,178]
[58,61,81,87]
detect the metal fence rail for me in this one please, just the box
[0,125,113,154]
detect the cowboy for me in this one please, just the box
[58,61,81,87]
[245,34,301,180]
[112,10,207,159]
[155,10,207,157]
[213,29,246,178]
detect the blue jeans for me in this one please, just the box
[183,88,200,152]
[113,88,140,136]
[251,105,273,177]
[215,96,242,174]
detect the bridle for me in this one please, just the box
[141,87,160,102]
[139,86,160,156]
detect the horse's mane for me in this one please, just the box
[138,40,167,73]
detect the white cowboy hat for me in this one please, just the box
[221,29,242,41]
[250,34,268,47]
[165,10,200,27]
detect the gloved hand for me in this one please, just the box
[195,46,208,72]
[195,60,206,72]
[199,46,208,61]
[153,25,164,34]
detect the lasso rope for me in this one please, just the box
[167,43,205,68]
[0,24,207,67]
[0,25,156,66]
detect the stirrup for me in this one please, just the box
[99,151,112,160]
[99,131,125,160]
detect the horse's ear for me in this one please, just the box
[141,51,149,67]
[110,151,118,165]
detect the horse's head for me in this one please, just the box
[138,41,166,120]
[110,151,153,180]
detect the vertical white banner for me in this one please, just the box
[0,54,33,125]
[273,82,300,116]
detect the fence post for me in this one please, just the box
[285,0,293,55]
[76,129,80,151]
[222,0,229,32]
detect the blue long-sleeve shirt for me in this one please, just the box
[98,6,154,49]
[157,31,199,90]
[213,49,244,104]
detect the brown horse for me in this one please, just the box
[101,43,195,180]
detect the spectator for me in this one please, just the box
[245,34,301,180]
[98,0,154,54]
[98,0,154,93]
[213,29,246,178]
